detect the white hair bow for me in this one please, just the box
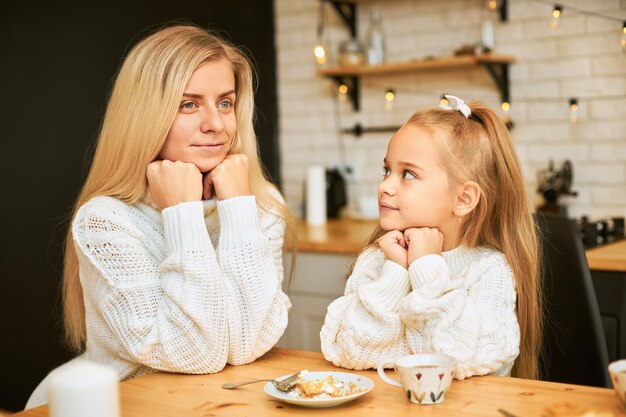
[439,95,471,118]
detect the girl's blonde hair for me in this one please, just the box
[63,24,296,351]
[364,101,542,380]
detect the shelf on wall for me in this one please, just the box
[329,0,508,22]
[318,54,516,111]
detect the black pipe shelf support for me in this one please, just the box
[329,1,357,38]
[332,75,360,111]
[482,62,510,104]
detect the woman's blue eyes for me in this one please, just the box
[218,100,233,109]
[181,101,197,110]
[179,100,234,111]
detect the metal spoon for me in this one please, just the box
[222,371,302,391]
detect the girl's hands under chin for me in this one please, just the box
[146,160,203,210]
[203,154,251,200]
[377,230,409,268]
[404,227,444,265]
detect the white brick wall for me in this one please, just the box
[274,0,626,220]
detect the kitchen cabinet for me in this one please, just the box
[278,252,354,352]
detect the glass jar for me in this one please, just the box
[338,39,366,66]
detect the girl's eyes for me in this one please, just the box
[382,167,417,180]
[402,170,417,180]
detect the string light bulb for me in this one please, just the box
[313,44,327,65]
[440,94,449,106]
[313,1,328,66]
[338,84,348,103]
[384,88,396,112]
[569,98,578,124]
[621,21,626,53]
[484,0,502,11]
[550,5,562,30]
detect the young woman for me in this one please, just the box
[26,24,295,408]
[321,96,542,380]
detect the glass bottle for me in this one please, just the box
[366,7,385,65]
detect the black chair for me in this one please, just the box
[536,213,611,387]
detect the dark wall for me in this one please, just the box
[0,1,278,411]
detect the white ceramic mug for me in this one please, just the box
[609,359,626,407]
[377,354,456,405]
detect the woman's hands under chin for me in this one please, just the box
[203,154,251,200]
[146,160,203,210]
[404,227,444,265]
[378,230,409,268]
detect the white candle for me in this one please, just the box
[48,359,120,417]
[306,165,327,226]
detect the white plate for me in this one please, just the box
[263,371,374,408]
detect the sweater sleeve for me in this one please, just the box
[73,199,229,374]
[400,253,520,379]
[320,248,412,370]
[215,195,290,364]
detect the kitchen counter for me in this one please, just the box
[289,218,626,272]
[287,218,378,255]
[586,240,626,272]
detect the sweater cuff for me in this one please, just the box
[360,260,410,309]
[217,195,263,244]
[408,254,447,289]
[162,201,211,254]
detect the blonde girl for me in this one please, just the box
[321,96,541,380]
[26,24,295,408]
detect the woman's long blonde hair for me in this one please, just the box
[363,102,542,380]
[63,24,295,352]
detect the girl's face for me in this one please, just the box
[159,59,237,173]
[378,124,458,233]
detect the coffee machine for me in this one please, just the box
[536,159,577,216]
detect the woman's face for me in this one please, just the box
[159,58,237,173]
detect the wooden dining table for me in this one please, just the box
[16,348,625,417]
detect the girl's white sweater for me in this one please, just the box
[320,245,520,378]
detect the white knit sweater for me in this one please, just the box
[26,194,290,409]
[320,245,520,379]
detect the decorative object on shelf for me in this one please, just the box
[365,7,385,65]
[481,19,495,53]
[536,159,578,217]
[338,38,366,66]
